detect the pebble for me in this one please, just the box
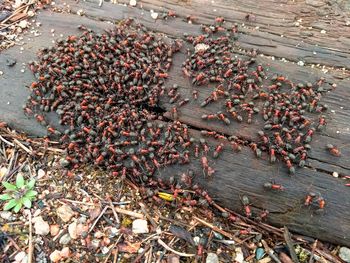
[339,247,350,262]
[60,247,70,258]
[101,246,110,254]
[18,20,28,29]
[49,250,62,262]
[150,10,158,20]
[91,239,101,249]
[0,211,14,221]
[107,227,119,238]
[14,251,26,262]
[235,247,244,263]
[57,204,75,222]
[206,252,219,263]
[50,224,60,236]
[59,233,71,245]
[6,58,16,67]
[68,221,78,239]
[132,219,149,234]
[332,171,339,178]
[37,169,46,179]
[33,216,50,236]
[259,257,272,263]
[129,0,137,6]
[297,61,305,66]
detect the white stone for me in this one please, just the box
[339,247,350,262]
[320,29,326,34]
[150,11,158,20]
[33,216,50,235]
[37,169,46,179]
[68,221,78,239]
[18,20,28,29]
[235,247,244,263]
[0,211,13,221]
[50,250,62,262]
[57,204,75,222]
[297,61,305,66]
[206,253,219,263]
[14,251,26,262]
[132,219,149,234]
[129,0,137,6]
[59,233,71,245]
[332,172,339,178]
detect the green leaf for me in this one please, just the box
[22,197,32,208]
[13,202,22,213]
[16,174,25,188]
[27,179,36,189]
[3,199,17,210]
[0,194,12,200]
[25,190,37,198]
[2,181,17,191]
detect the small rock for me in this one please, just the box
[60,247,70,258]
[37,169,46,179]
[195,43,210,53]
[0,10,11,22]
[297,61,305,66]
[6,58,16,67]
[150,10,158,20]
[57,204,75,222]
[27,10,35,17]
[49,250,62,262]
[332,171,339,178]
[167,254,180,263]
[0,211,14,221]
[59,233,71,245]
[101,246,109,254]
[107,227,119,238]
[68,221,78,239]
[132,219,149,234]
[129,0,137,6]
[91,239,101,249]
[33,216,50,236]
[320,29,326,34]
[206,252,219,263]
[18,20,28,29]
[0,167,7,178]
[50,224,60,236]
[235,247,244,263]
[339,247,350,262]
[14,251,26,262]
[94,230,104,238]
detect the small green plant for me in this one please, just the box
[0,174,37,213]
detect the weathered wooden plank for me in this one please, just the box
[155,127,350,246]
[65,0,350,69]
[0,12,114,136]
[158,46,350,175]
[117,0,350,63]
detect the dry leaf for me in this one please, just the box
[117,241,141,253]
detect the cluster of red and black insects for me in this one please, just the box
[24,20,207,183]
[181,17,336,175]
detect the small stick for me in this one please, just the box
[157,238,195,257]
[132,245,150,263]
[283,226,299,263]
[28,211,33,263]
[139,202,157,228]
[13,139,32,154]
[89,206,108,233]
[193,216,242,243]
[262,240,282,263]
[109,201,120,225]
[309,239,317,263]
[103,234,123,263]
[0,135,14,146]
[114,207,144,219]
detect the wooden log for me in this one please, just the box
[63,0,350,71]
[0,4,349,246]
